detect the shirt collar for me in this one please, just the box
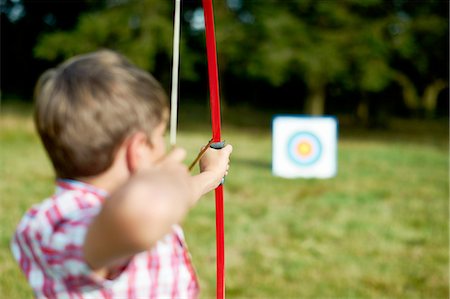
[56,179,108,199]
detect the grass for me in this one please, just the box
[0,100,448,298]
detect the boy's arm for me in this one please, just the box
[83,145,232,276]
[83,152,192,274]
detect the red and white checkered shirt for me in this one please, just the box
[11,179,199,298]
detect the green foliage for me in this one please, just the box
[219,0,447,110]
[215,0,391,91]
[32,0,448,114]
[1,101,448,298]
[34,0,194,77]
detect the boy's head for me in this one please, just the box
[34,50,168,179]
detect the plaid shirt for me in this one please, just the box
[11,180,199,298]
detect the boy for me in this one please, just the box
[11,50,232,298]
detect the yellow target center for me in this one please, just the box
[297,142,312,156]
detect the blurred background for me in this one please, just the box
[1,0,449,121]
[1,0,449,298]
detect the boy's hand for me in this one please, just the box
[194,144,232,195]
[200,144,232,178]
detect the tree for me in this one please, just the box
[387,0,448,118]
[1,0,94,97]
[212,0,392,115]
[33,0,203,89]
[33,0,448,118]
[212,0,448,117]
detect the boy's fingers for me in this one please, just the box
[223,144,233,155]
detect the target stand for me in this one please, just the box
[272,115,338,179]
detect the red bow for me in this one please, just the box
[202,1,225,298]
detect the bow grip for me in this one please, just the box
[210,141,226,185]
[210,141,225,150]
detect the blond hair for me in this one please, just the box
[34,50,168,179]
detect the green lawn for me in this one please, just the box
[1,101,448,298]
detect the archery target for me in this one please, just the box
[287,132,322,166]
[272,116,337,178]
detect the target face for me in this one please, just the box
[272,115,338,179]
[287,132,322,166]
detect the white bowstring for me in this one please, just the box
[170,0,181,146]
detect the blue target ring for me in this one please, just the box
[287,132,322,166]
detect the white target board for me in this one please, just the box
[272,115,338,179]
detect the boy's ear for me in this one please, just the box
[125,132,151,173]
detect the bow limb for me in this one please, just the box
[202,1,225,299]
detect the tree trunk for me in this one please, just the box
[422,79,448,118]
[393,71,420,113]
[394,71,447,118]
[304,83,325,115]
[356,96,369,126]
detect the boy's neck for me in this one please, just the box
[76,148,131,195]
[78,174,125,195]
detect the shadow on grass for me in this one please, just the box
[233,157,272,171]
